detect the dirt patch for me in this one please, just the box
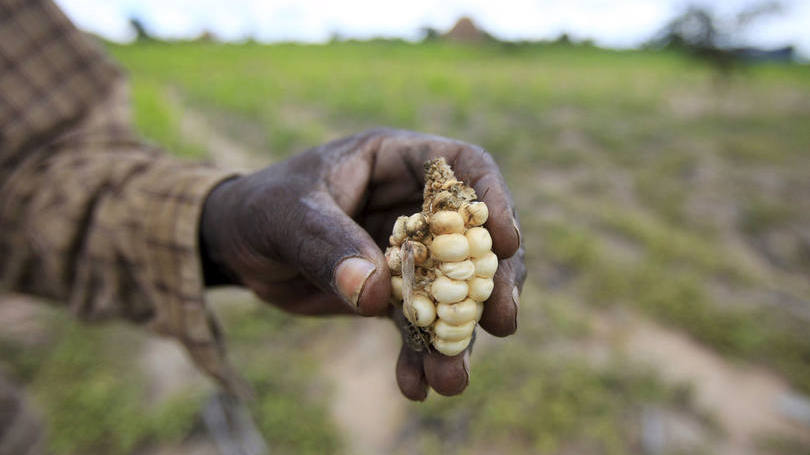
[170,93,264,172]
[604,311,810,454]
[0,294,50,345]
[139,336,212,404]
[318,318,406,455]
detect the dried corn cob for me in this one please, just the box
[386,158,496,356]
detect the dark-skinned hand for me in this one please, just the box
[200,128,526,401]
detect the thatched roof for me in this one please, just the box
[444,17,487,43]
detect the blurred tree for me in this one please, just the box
[421,26,441,42]
[580,38,596,47]
[554,32,572,45]
[735,1,782,27]
[646,2,787,79]
[128,17,154,42]
[194,30,218,43]
[647,6,735,77]
[329,31,344,44]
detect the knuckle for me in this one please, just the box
[360,126,396,138]
[465,144,495,167]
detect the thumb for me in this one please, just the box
[277,191,390,316]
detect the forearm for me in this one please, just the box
[0,102,242,392]
[0,0,244,394]
[2,82,221,311]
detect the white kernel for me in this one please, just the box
[406,213,427,235]
[468,276,494,302]
[472,252,498,278]
[460,202,488,227]
[465,227,492,258]
[437,298,478,325]
[391,216,408,245]
[433,337,471,356]
[438,260,475,280]
[409,241,429,264]
[434,319,476,341]
[430,233,469,262]
[474,301,484,321]
[385,246,402,274]
[404,293,436,327]
[391,276,403,301]
[430,276,468,304]
[430,210,465,235]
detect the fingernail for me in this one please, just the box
[336,257,376,307]
[512,286,520,330]
[512,216,522,245]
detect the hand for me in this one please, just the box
[200,128,526,400]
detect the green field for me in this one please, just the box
[2,41,809,454]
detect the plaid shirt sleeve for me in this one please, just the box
[0,0,243,393]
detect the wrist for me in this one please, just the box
[200,177,241,286]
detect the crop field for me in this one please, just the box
[1,41,809,454]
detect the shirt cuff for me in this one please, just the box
[141,164,247,395]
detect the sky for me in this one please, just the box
[55,0,810,58]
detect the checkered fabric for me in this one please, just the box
[0,0,242,408]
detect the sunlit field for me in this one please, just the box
[2,40,808,454]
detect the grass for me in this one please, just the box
[0,313,203,455]
[393,280,715,454]
[407,349,691,455]
[130,78,207,159]
[2,40,808,454]
[534,199,810,392]
[111,40,810,451]
[215,299,344,455]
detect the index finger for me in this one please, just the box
[450,146,520,259]
[370,129,521,258]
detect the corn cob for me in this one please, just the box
[387,158,496,356]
